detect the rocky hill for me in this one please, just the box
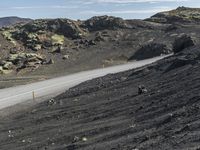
[0,16,31,28]
[0,16,172,77]
[146,7,200,24]
[0,30,200,149]
[1,7,200,150]
[1,7,200,88]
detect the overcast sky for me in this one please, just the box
[0,0,200,19]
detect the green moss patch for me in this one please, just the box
[51,34,65,46]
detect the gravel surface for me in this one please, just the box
[0,45,200,149]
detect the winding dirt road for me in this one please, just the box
[0,55,171,110]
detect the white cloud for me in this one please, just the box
[10,6,78,10]
[81,7,172,15]
[85,0,190,4]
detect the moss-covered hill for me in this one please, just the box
[0,7,200,79]
[0,16,171,76]
[146,7,200,24]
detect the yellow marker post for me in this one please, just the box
[32,91,35,101]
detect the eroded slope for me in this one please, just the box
[0,44,200,149]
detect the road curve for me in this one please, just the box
[0,55,171,110]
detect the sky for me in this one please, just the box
[0,0,200,20]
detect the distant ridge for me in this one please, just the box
[146,6,200,24]
[0,16,32,28]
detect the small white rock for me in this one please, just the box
[82,137,88,142]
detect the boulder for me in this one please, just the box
[77,39,96,46]
[138,85,148,95]
[3,61,13,70]
[63,55,69,60]
[8,54,21,64]
[32,44,42,51]
[6,53,45,71]
[0,66,3,74]
[164,24,178,32]
[25,53,38,58]
[94,32,109,42]
[47,59,54,64]
[10,48,18,54]
[173,34,195,53]
[0,66,12,74]
[165,57,196,73]
[129,42,172,60]
[88,40,96,46]
[51,46,62,53]
[95,34,105,42]
[0,60,6,66]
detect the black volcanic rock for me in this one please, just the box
[83,15,133,31]
[129,42,172,60]
[19,19,86,39]
[47,19,86,39]
[173,34,195,53]
[164,24,178,32]
[2,46,200,149]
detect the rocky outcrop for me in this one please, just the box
[47,19,86,39]
[0,53,46,73]
[46,58,54,64]
[129,43,172,60]
[10,19,87,51]
[20,19,86,39]
[164,45,200,73]
[146,7,200,24]
[50,46,63,53]
[83,16,133,31]
[173,34,195,53]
